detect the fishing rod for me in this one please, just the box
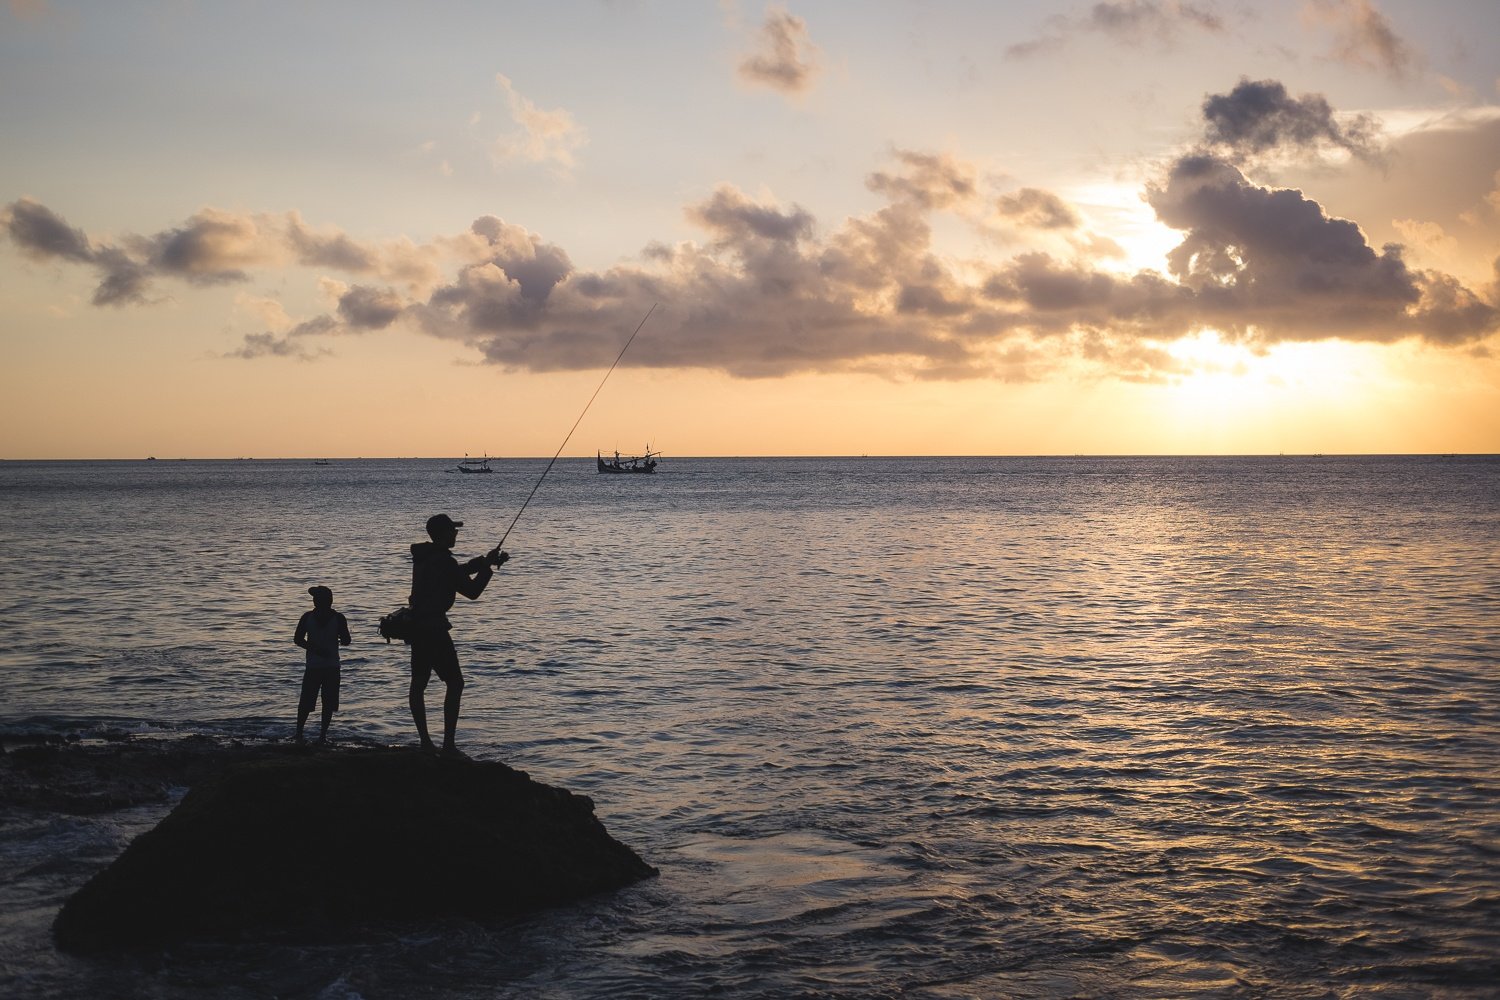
[493,302,658,551]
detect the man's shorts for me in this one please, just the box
[410,629,462,686]
[299,667,340,714]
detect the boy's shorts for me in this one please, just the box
[299,667,341,714]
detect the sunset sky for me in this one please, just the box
[3,0,1498,458]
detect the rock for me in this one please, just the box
[52,748,657,952]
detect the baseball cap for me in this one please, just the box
[426,513,464,534]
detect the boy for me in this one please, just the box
[294,585,351,744]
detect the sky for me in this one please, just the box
[2,0,1498,458]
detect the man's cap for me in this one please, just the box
[426,513,464,533]
[307,585,333,601]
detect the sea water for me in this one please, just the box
[0,456,1497,998]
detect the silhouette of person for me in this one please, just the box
[293,585,350,744]
[408,513,508,756]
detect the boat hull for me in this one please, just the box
[597,456,656,474]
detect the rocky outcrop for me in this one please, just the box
[52,748,656,953]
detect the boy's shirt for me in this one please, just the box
[296,609,350,670]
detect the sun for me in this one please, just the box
[1149,331,1387,453]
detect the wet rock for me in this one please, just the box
[52,749,657,952]
[0,736,275,815]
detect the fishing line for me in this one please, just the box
[494,302,657,550]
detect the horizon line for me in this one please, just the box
[2,452,1494,462]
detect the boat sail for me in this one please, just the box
[596,446,659,474]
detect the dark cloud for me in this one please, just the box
[1144,154,1495,343]
[1202,78,1380,163]
[147,209,265,284]
[0,201,432,308]
[410,171,976,378]
[982,252,1198,339]
[1008,1,1223,58]
[995,188,1081,230]
[471,215,574,302]
[89,246,152,306]
[738,7,819,94]
[337,286,404,329]
[689,186,815,243]
[3,198,94,261]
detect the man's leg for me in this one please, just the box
[410,642,438,752]
[432,633,465,753]
[442,672,465,751]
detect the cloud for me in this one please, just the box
[995,188,1082,230]
[337,285,405,329]
[1201,78,1381,164]
[221,331,330,361]
[10,83,1498,380]
[1,202,450,307]
[2,198,159,305]
[1144,154,1495,344]
[3,198,93,261]
[688,186,815,243]
[147,208,270,284]
[866,150,979,212]
[738,6,820,95]
[1008,1,1223,59]
[89,247,153,306]
[491,75,587,172]
[1301,0,1419,79]
[286,212,378,271]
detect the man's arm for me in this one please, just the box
[337,613,351,646]
[456,561,493,600]
[294,612,310,650]
[455,548,507,600]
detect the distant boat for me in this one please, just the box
[597,446,659,474]
[457,454,494,474]
[313,459,331,466]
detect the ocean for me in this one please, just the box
[0,455,1497,998]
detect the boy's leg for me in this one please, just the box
[319,671,339,742]
[296,669,318,743]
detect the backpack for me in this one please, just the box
[378,606,416,644]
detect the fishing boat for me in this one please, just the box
[313,459,331,466]
[457,455,494,474]
[597,447,660,474]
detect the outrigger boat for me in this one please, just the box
[457,454,494,474]
[597,446,660,474]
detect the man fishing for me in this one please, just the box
[408,513,508,757]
